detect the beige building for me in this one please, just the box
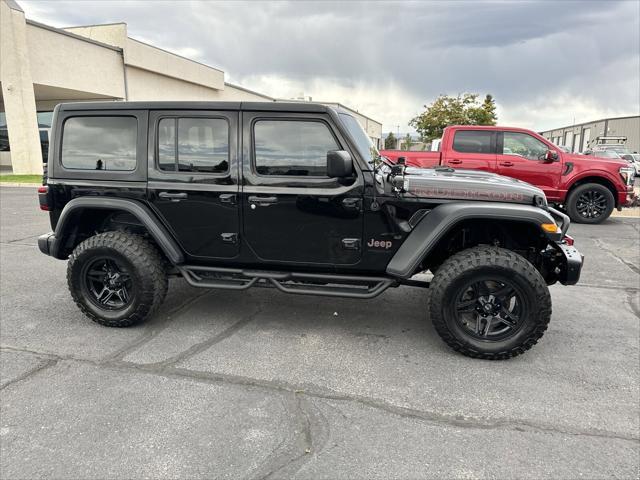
[0,0,381,174]
[540,115,640,154]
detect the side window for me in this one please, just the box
[452,130,493,154]
[157,117,229,173]
[254,120,339,176]
[503,132,549,160]
[61,116,137,171]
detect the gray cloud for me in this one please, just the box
[20,0,640,131]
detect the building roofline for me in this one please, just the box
[63,21,127,29]
[126,37,224,75]
[5,0,24,12]
[225,82,275,101]
[540,114,640,133]
[25,19,123,52]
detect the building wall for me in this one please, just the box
[541,116,639,153]
[27,22,125,99]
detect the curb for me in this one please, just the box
[0,183,40,188]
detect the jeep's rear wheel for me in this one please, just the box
[67,232,168,327]
[429,246,551,360]
[566,183,614,224]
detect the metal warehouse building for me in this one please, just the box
[0,0,382,174]
[540,115,640,154]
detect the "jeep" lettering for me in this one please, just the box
[367,239,393,249]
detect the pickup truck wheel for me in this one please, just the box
[67,232,168,327]
[566,183,614,224]
[429,246,551,360]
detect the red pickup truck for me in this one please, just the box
[381,125,637,223]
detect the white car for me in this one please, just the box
[621,153,640,176]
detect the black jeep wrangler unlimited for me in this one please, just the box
[38,101,582,359]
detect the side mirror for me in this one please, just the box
[543,150,558,163]
[327,150,353,178]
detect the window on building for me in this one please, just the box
[452,130,493,154]
[0,112,8,152]
[502,132,549,160]
[61,116,137,171]
[157,117,229,173]
[254,120,339,176]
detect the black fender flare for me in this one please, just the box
[49,197,184,264]
[386,202,561,278]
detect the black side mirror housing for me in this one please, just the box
[543,149,559,163]
[327,150,353,178]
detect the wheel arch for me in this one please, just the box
[386,202,559,279]
[51,197,184,264]
[566,175,618,206]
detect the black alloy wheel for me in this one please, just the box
[566,183,614,224]
[82,257,134,311]
[575,189,608,221]
[454,278,525,341]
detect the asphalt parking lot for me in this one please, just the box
[1,185,638,479]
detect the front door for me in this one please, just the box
[443,129,497,171]
[147,110,240,259]
[241,112,364,266]
[497,131,563,200]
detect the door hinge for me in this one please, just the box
[221,233,238,244]
[341,238,361,250]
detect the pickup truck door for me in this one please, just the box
[241,112,364,266]
[496,131,563,200]
[146,110,240,259]
[442,129,497,171]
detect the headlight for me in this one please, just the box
[619,167,635,185]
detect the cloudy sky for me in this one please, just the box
[20,0,640,133]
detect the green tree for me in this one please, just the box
[384,131,397,149]
[410,93,498,141]
[402,133,413,150]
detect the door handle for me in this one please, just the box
[219,193,236,204]
[158,191,187,200]
[342,198,362,210]
[248,195,278,207]
[449,159,463,165]
[499,161,514,167]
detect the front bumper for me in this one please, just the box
[553,241,583,285]
[38,232,56,256]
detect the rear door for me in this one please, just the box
[496,131,562,198]
[147,110,240,259]
[442,129,497,171]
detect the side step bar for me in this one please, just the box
[178,265,397,299]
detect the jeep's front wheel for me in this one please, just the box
[67,232,168,327]
[429,246,551,360]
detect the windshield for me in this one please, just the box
[338,112,381,169]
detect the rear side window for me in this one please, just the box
[61,116,137,171]
[157,117,229,173]
[452,130,493,154]
[254,120,339,176]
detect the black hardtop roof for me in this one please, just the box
[57,101,336,114]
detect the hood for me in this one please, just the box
[402,167,546,206]
[564,152,628,167]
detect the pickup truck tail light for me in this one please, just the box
[37,185,51,211]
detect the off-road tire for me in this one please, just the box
[566,183,614,224]
[67,232,168,327]
[429,246,551,360]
